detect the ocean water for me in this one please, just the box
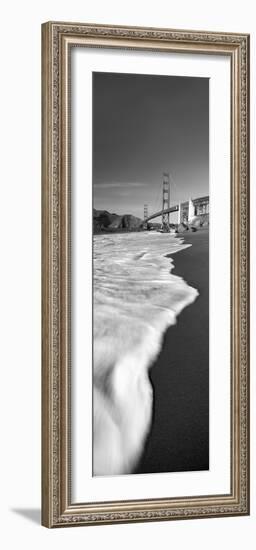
[93,232,198,476]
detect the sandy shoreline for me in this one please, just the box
[135,227,209,474]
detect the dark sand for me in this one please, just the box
[135,227,209,474]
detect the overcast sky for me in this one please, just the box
[93,72,209,220]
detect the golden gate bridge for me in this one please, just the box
[143,172,209,232]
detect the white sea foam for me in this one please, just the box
[93,232,198,476]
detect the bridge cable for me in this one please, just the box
[169,170,180,205]
[152,178,163,217]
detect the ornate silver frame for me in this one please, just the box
[42,21,250,527]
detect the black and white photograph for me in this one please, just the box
[40,20,249,529]
[92,71,209,477]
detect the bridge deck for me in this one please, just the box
[145,195,209,223]
[145,204,179,222]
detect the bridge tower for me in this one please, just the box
[161,172,170,232]
[178,201,182,225]
[188,198,195,222]
[143,204,148,229]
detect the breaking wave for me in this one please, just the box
[93,232,198,476]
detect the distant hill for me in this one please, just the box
[93,209,143,232]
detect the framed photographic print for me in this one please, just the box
[42,22,250,527]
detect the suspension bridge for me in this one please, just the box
[143,172,209,232]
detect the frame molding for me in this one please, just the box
[42,21,250,527]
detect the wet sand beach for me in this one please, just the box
[136,228,209,474]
